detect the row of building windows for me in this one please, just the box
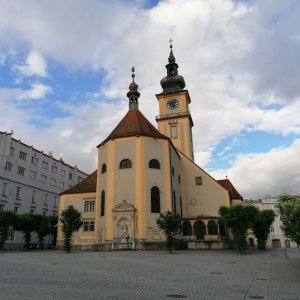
[1,183,58,207]
[101,159,161,174]
[83,187,162,217]
[101,160,202,187]
[4,163,72,188]
[7,148,75,179]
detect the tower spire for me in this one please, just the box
[127,66,140,111]
[160,40,186,93]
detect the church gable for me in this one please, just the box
[178,151,230,218]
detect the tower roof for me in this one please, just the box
[160,41,186,93]
[98,109,169,147]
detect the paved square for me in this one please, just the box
[0,249,299,299]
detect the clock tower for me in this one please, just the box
[156,43,194,161]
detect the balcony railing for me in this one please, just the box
[155,111,191,121]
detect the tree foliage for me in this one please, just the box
[34,215,50,249]
[15,213,36,249]
[0,211,15,249]
[276,195,300,245]
[219,205,259,254]
[156,211,182,253]
[0,211,57,250]
[251,210,275,250]
[60,205,83,253]
[48,215,58,247]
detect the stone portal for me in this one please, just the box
[112,200,136,250]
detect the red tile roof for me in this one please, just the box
[60,170,97,195]
[98,110,168,146]
[217,179,243,200]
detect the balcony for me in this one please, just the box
[155,111,193,126]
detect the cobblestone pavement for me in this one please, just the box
[0,248,299,300]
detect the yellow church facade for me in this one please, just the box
[57,45,242,250]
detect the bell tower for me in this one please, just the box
[156,41,194,161]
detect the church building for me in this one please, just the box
[57,45,243,250]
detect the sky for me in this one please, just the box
[1,0,300,200]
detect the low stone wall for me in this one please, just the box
[187,240,224,250]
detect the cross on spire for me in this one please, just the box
[131,66,135,82]
[169,38,173,48]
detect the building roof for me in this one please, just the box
[217,179,243,201]
[60,170,97,195]
[98,109,169,146]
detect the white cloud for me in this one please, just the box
[211,140,300,199]
[194,150,213,167]
[18,82,52,100]
[14,51,48,77]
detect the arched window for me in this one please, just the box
[101,163,107,174]
[207,220,218,235]
[193,221,206,240]
[119,159,132,169]
[151,186,160,213]
[100,191,105,216]
[182,221,192,236]
[149,159,160,169]
[171,167,175,176]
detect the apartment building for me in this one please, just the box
[261,197,297,248]
[0,131,88,247]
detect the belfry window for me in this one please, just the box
[101,163,107,174]
[151,186,160,213]
[100,191,105,216]
[119,159,132,169]
[149,159,160,169]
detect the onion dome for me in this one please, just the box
[160,42,186,93]
[127,67,140,110]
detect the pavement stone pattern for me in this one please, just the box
[0,248,299,300]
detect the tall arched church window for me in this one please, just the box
[182,221,192,236]
[207,220,218,235]
[101,163,107,174]
[100,191,105,216]
[151,186,160,213]
[119,159,132,169]
[149,159,160,169]
[193,221,206,240]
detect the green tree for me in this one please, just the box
[60,205,83,253]
[276,195,300,245]
[33,215,50,250]
[15,213,36,249]
[252,210,275,250]
[0,211,15,249]
[156,211,182,254]
[48,215,58,248]
[219,205,259,254]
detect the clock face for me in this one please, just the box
[167,98,179,110]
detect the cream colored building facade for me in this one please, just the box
[57,46,243,250]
